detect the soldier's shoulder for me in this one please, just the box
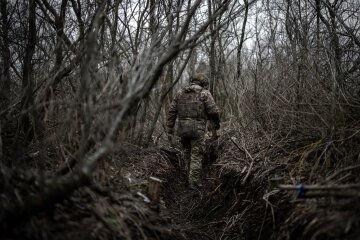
[200,89,213,97]
[174,88,184,95]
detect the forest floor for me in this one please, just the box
[2,130,360,240]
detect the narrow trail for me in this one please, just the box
[163,178,217,239]
[131,144,224,239]
[157,140,245,240]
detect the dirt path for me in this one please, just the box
[163,180,217,240]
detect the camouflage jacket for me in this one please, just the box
[167,84,220,138]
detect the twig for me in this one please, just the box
[229,137,245,154]
[325,164,360,182]
[230,137,255,184]
[242,155,254,184]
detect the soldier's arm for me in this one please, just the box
[202,90,220,130]
[166,92,180,134]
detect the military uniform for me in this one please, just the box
[167,73,220,186]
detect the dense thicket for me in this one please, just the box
[0,0,359,238]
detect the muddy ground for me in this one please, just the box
[1,131,360,240]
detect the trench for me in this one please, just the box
[158,139,283,240]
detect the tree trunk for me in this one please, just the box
[0,0,11,109]
[328,1,341,137]
[236,0,249,83]
[208,0,217,96]
[54,0,68,69]
[20,0,43,143]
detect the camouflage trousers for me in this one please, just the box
[180,137,205,184]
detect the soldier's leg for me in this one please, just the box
[189,137,205,184]
[180,138,191,185]
[201,137,214,179]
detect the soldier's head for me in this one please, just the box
[190,73,209,88]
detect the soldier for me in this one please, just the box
[167,73,220,188]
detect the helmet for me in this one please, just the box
[190,73,209,87]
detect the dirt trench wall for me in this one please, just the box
[191,144,291,239]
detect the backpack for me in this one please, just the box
[176,85,207,139]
